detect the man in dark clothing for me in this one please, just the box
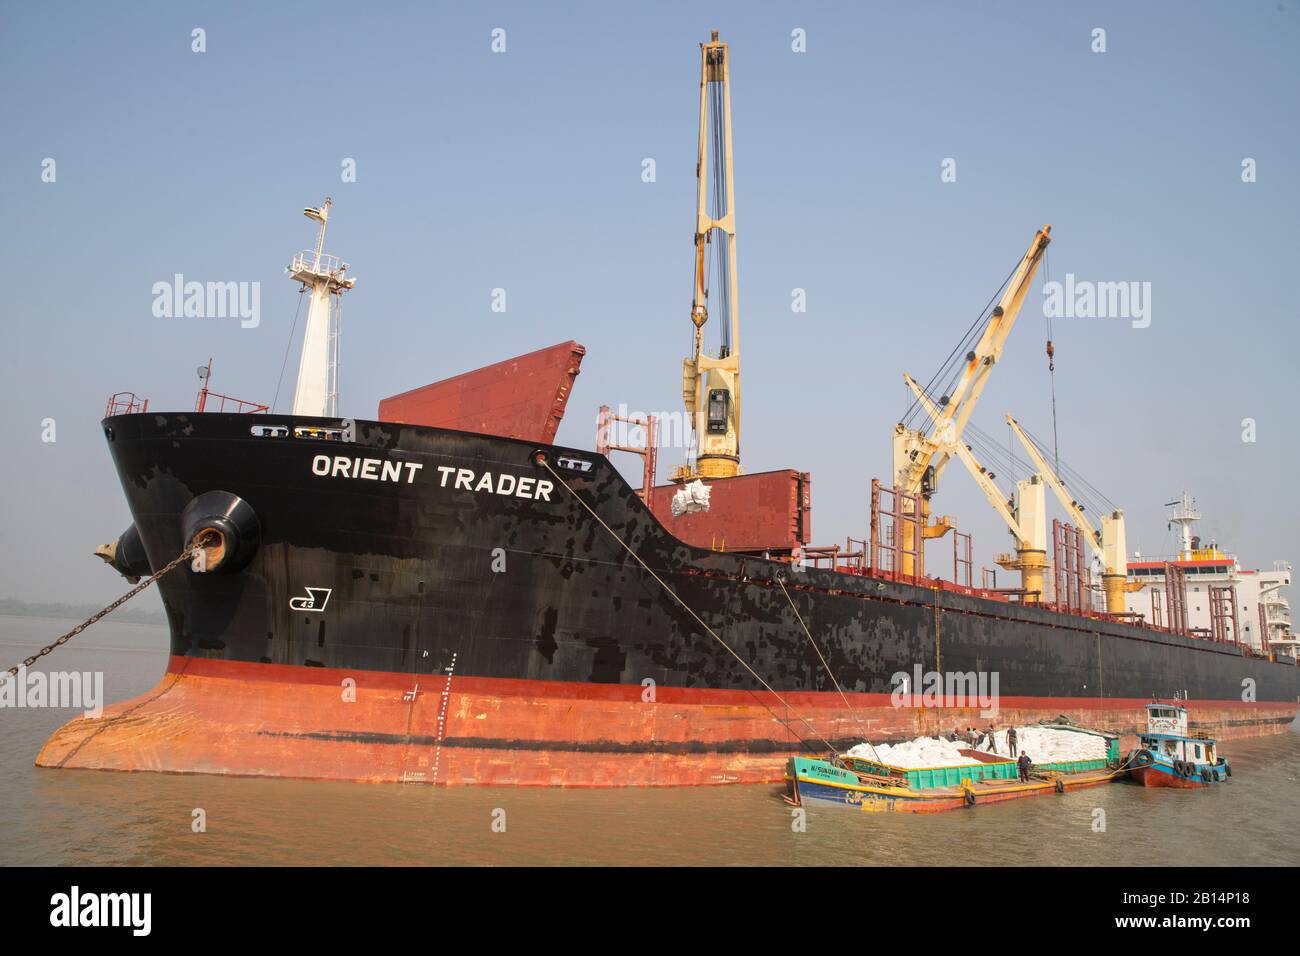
[1007,727,1018,758]
[1017,751,1032,783]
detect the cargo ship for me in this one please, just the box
[37,381,1300,786]
[37,33,1300,787]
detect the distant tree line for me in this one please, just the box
[0,597,167,626]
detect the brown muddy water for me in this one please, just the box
[1,614,1297,866]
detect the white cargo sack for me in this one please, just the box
[671,479,711,516]
[847,726,1107,770]
[847,737,981,768]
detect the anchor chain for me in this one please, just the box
[1,542,202,681]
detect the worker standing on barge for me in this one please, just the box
[1017,751,1032,782]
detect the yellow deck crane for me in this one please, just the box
[678,31,741,481]
[904,388,1050,599]
[894,224,1053,581]
[1006,415,1138,614]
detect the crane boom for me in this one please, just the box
[894,224,1052,501]
[889,224,1051,579]
[907,378,1049,597]
[679,30,741,481]
[1006,414,1135,614]
[905,378,1029,546]
[1006,416,1103,559]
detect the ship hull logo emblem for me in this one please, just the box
[290,587,332,612]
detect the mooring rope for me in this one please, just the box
[538,457,839,754]
[775,575,883,764]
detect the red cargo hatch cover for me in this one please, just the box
[646,470,812,554]
[378,341,585,443]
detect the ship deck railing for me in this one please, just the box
[800,558,1292,647]
[290,250,349,278]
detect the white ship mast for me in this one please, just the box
[290,198,356,418]
[1166,492,1201,559]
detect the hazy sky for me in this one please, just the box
[2,1,1297,607]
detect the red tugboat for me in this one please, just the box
[1127,703,1232,788]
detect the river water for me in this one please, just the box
[2,614,1297,866]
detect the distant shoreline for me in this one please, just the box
[0,598,167,627]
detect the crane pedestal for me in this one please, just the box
[695,455,739,480]
[1103,573,1128,615]
[997,548,1048,604]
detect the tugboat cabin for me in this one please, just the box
[1130,702,1230,787]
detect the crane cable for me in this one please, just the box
[537,456,841,755]
[901,259,1020,432]
[964,417,1117,519]
[708,67,731,357]
[272,286,308,413]
[1021,423,1118,515]
[1044,245,1061,476]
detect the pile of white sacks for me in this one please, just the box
[846,737,981,768]
[846,726,1105,769]
[985,727,1107,763]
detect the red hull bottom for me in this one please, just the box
[1130,766,1214,789]
[35,657,1299,787]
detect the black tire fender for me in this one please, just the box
[181,491,260,573]
[111,523,152,579]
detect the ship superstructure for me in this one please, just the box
[1124,493,1297,658]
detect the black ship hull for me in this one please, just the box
[37,413,1300,786]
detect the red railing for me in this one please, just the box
[194,358,270,414]
[1208,584,1240,645]
[595,404,658,500]
[1051,519,1089,613]
[196,388,270,414]
[768,478,1279,647]
[869,479,925,584]
[105,392,148,416]
[952,529,973,589]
